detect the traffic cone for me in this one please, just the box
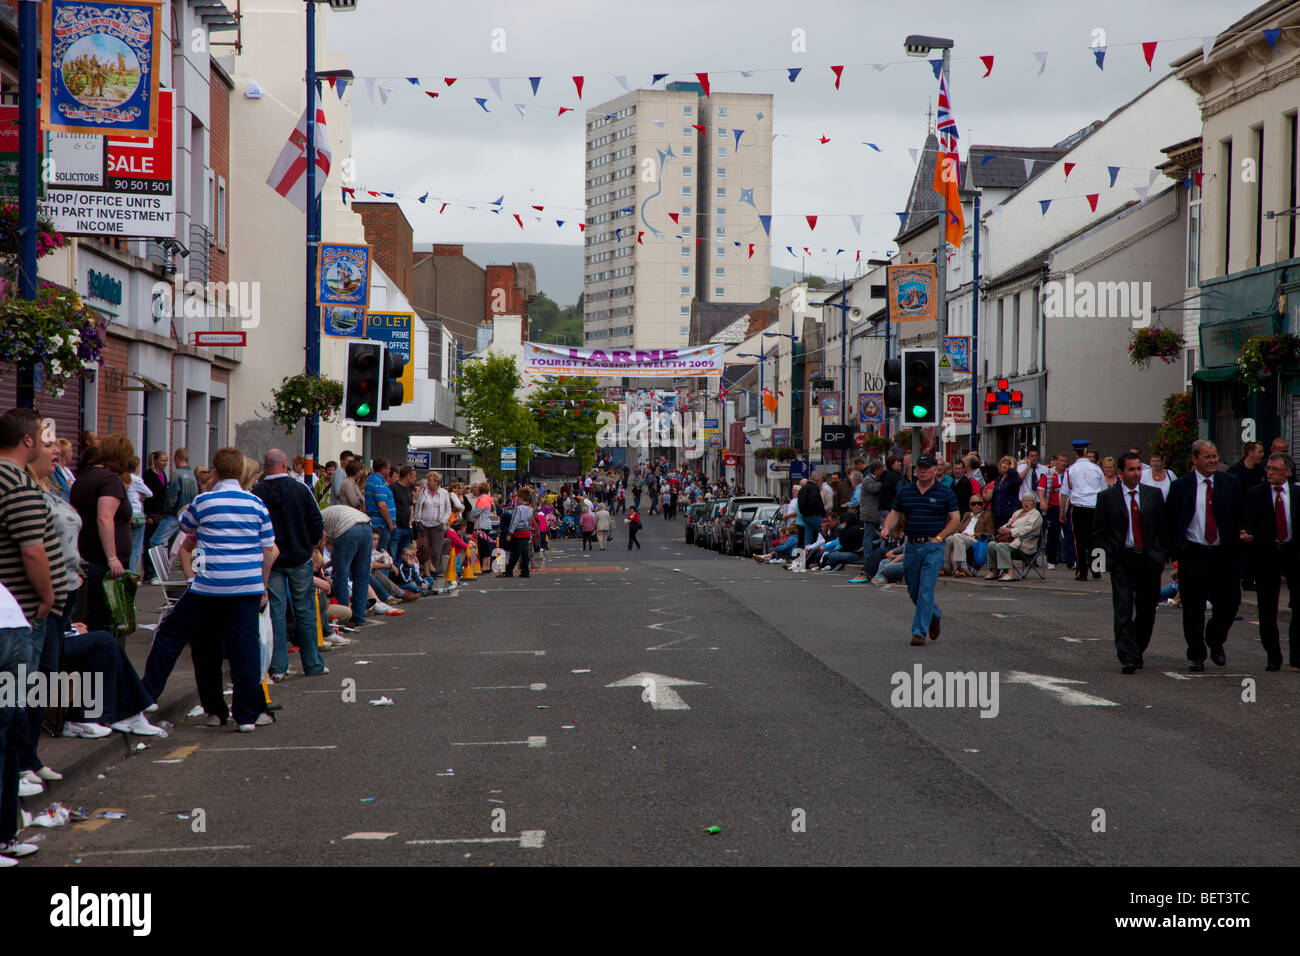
[463,545,476,580]
[314,591,325,648]
[472,543,482,575]
[262,676,272,705]
[444,549,458,588]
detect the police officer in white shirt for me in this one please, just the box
[1061,439,1105,581]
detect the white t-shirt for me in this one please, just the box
[127,473,153,516]
[0,579,29,630]
[1139,469,1175,499]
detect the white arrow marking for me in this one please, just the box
[606,672,707,710]
[1162,671,1252,680]
[343,832,398,840]
[451,737,547,748]
[1058,637,1104,643]
[406,830,545,848]
[1004,671,1119,707]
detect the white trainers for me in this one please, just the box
[20,770,43,787]
[111,713,164,736]
[0,855,15,868]
[374,601,396,614]
[36,765,63,782]
[1046,563,1056,570]
[62,721,113,739]
[0,840,39,858]
[204,714,225,728]
[18,777,43,797]
[144,703,159,713]
[237,712,274,733]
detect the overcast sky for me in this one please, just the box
[330,0,1255,302]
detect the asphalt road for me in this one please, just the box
[27,515,1300,867]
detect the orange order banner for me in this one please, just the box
[887,263,937,324]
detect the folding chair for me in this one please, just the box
[147,544,190,618]
[1011,526,1049,581]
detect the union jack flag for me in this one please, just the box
[935,71,958,147]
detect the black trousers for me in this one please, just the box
[1044,506,1064,564]
[1110,550,1161,666]
[628,526,641,549]
[505,537,531,576]
[1254,547,1299,667]
[1176,544,1241,663]
[1071,506,1096,578]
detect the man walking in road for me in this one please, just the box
[1165,439,1245,672]
[880,454,960,647]
[1061,439,1104,581]
[253,449,327,682]
[1095,452,1167,673]
[1240,452,1300,671]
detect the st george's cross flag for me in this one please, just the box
[267,106,332,212]
[931,69,964,248]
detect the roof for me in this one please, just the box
[692,299,773,344]
[967,144,1069,189]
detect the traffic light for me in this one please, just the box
[901,348,937,426]
[883,357,902,412]
[381,349,406,410]
[345,341,381,425]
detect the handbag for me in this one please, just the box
[995,531,1013,543]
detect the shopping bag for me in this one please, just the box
[102,572,140,640]
[258,606,274,677]
[971,540,989,569]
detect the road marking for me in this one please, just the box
[406,830,546,848]
[606,672,707,711]
[1058,637,1104,643]
[1162,671,1253,680]
[301,687,408,693]
[202,745,340,752]
[160,744,200,761]
[452,737,547,748]
[343,832,399,840]
[476,650,547,656]
[78,845,252,856]
[357,652,427,657]
[472,683,548,691]
[1005,671,1119,707]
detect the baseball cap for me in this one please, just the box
[916,454,938,468]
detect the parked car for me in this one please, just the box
[684,502,709,544]
[703,499,732,550]
[717,496,777,556]
[744,504,784,556]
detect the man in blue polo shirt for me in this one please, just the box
[365,457,397,557]
[142,447,278,732]
[880,454,961,646]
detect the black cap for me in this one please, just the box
[917,454,938,468]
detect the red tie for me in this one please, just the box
[1130,490,1143,549]
[1204,478,1217,544]
[1276,487,1288,542]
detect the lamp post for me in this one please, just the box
[810,279,853,473]
[15,0,39,408]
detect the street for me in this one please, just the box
[26,516,1299,868]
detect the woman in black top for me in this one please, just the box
[989,455,1022,530]
[69,433,135,632]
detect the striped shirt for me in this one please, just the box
[0,458,68,620]
[183,479,275,596]
[365,473,396,529]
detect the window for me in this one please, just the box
[682,186,692,196]
[715,287,725,297]
[715,225,726,238]
[680,306,691,317]
[683,145,692,156]
[717,167,726,178]
[717,146,727,158]
[682,205,691,215]
[681,285,691,296]
[681,266,691,277]
[682,225,692,236]
[681,246,691,257]
[717,106,728,118]
[683,105,693,115]
[715,206,726,218]
[716,187,726,198]
[683,126,693,137]
[215,175,227,251]
[683,165,692,176]
[717,127,727,138]
[1187,165,1202,289]
[714,267,725,278]
[716,244,725,257]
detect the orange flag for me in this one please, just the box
[931,70,964,248]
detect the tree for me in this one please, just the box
[455,354,538,484]
[526,376,616,471]
[529,290,582,346]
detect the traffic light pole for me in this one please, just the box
[305,0,321,464]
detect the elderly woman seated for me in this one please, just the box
[985,493,1043,582]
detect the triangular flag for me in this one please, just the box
[803,248,811,256]
[872,63,888,72]
[831,65,843,89]
[1034,51,1048,74]
[978,154,992,166]
[406,77,419,86]
[652,119,665,127]
[863,142,881,152]
[1149,169,1160,187]
[326,76,336,91]
[615,74,630,91]
[1194,171,1203,188]
[335,77,349,99]
[668,212,679,224]
[748,243,755,259]
[474,97,490,112]
[572,76,584,98]
[733,128,744,149]
[849,214,862,234]
[1086,193,1099,212]
[980,55,994,77]
[444,77,457,87]
[488,77,502,99]
[418,192,427,203]
[929,59,943,80]
[578,223,585,232]
[692,124,705,133]
[856,250,861,262]
[514,103,527,117]
[759,215,772,236]
[615,228,623,241]
[1142,42,1158,71]
[1107,165,1120,187]
[787,67,801,82]
[529,76,541,96]
[1023,158,1034,179]
[896,212,908,229]
[513,214,523,228]
[696,72,710,97]
[378,85,392,106]
[652,73,668,84]
[1201,36,1216,63]
[1039,199,1051,216]
[1093,47,1106,69]
[365,77,375,101]
[787,246,795,257]
[424,90,438,99]
[806,215,817,230]
[836,249,844,255]
[491,195,504,207]
[1064,162,1075,180]
[819,135,830,144]
[341,186,353,204]
[908,148,918,165]
[1134,186,1149,201]
[438,203,447,213]
[558,107,573,116]
[1263,28,1282,51]
[637,231,644,245]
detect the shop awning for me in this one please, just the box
[1191,366,1238,384]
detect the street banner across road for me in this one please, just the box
[523,342,723,378]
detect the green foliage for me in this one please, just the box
[752,446,774,459]
[529,290,583,346]
[1128,328,1185,368]
[525,374,615,472]
[269,374,344,435]
[1237,333,1300,392]
[0,286,106,396]
[773,445,799,462]
[1151,391,1196,475]
[456,353,538,481]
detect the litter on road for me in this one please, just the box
[369,696,395,706]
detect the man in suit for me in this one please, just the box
[1240,452,1300,671]
[1095,452,1167,673]
[1164,439,1245,671]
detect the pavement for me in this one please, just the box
[17,515,1300,867]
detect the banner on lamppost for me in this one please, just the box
[317,242,370,308]
[42,0,163,137]
[886,263,937,324]
[321,306,366,338]
[858,392,884,425]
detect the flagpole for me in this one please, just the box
[936,45,950,352]
[305,0,321,463]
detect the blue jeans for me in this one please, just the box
[17,611,66,772]
[130,522,146,573]
[268,561,325,676]
[332,523,374,625]
[150,514,179,548]
[390,527,412,562]
[373,523,393,558]
[903,540,944,637]
[822,550,862,570]
[0,622,32,843]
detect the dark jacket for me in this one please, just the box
[142,468,167,517]
[390,479,413,529]
[1164,469,1244,557]
[858,471,883,524]
[798,481,825,520]
[879,468,902,512]
[991,473,1022,520]
[1226,459,1265,495]
[1095,482,1167,569]
[1243,481,1300,558]
[952,474,973,515]
[253,473,325,569]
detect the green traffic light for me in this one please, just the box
[356,402,372,418]
[911,404,929,418]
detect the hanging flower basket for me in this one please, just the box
[1237,333,1300,392]
[1127,328,1185,368]
[859,432,892,458]
[269,374,345,434]
[752,446,775,459]
[0,285,106,396]
[773,445,799,462]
